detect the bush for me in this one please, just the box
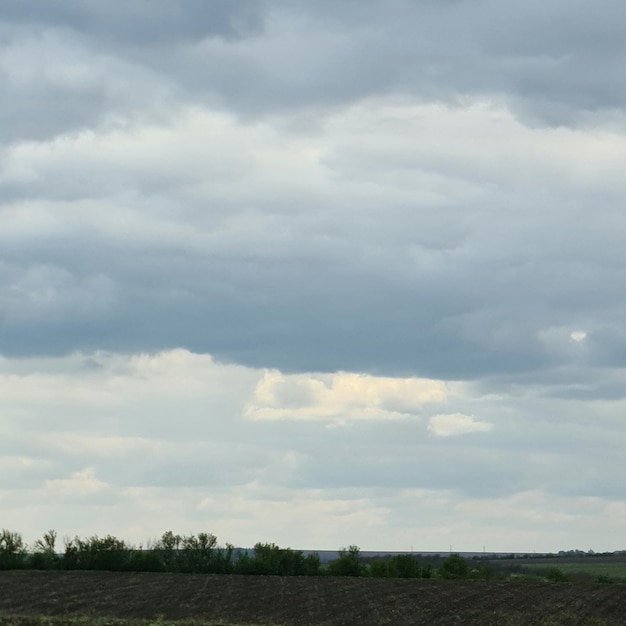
[368,554,422,578]
[28,530,59,570]
[126,548,164,572]
[368,558,390,578]
[178,532,218,573]
[439,554,469,580]
[596,574,614,584]
[0,529,27,570]
[393,554,422,578]
[545,567,570,582]
[62,535,133,571]
[234,543,319,576]
[326,545,366,577]
[211,544,235,574]
[154,530,182,571]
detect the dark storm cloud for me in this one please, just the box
[3,0,626,144]
[0,226,549,378]
[0,180,620,380]
[1,0,626,383]
[0,0,265,141]
[169,0,626,122]
[0,0,263,43]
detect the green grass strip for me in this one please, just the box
[0,615,285,626]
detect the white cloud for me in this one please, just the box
[44,468,109,496]
[2,349,626,551]
[428,413,493,437]
[245,370,447,422]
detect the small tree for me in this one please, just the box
[302,552,321,576]
[327,545,365,577]
[155,530,182,570]
[545,566,570,582]
[234,543,316,576]
[391,554,422,578]
[29,530,59,570]
[61,534,132,571]
[178,532,218,572]
[211,543,235,574]
[439,553,469,580]
[0,529,26,570]
[368,557,390,577]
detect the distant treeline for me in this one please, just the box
[2,529,621,582]
[0,529,475,579]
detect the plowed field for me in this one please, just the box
[1,570,625,626]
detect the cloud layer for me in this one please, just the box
[2,0,626,551]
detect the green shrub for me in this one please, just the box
[62,535,133,571]
[368,554,423,579]
[153,530,182,571]
[545,567,570,582]
[393,554,422,578]
[439,554,469,580]
[368,558,390,577]
[126,546,163,572]
[326,545,366,577]
[233,543,318,576]
[178,532,218,573]
[596,574,614,584]
[0,529,27,570]
[208,544,235,575]
[28,530,59,570]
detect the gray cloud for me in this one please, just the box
[2,0,626,552]
[0,1,263,43]
[3,0,625,143]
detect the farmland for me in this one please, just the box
[520,561,626,581]
[1,571,626,626]
[495,555,626,582]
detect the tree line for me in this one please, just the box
[0,529,477,579]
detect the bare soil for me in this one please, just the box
[0,570,625,625]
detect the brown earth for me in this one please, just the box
[0,570,625,626]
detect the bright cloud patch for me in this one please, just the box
[44,468,109,496]
[570,331,587,342]
[245,370,447,422]
[428,413,492,437]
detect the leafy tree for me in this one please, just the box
[439,553,469,580]
[29,530,59,570]
[392,554,422,578]
[178,532,218,573]
[234,543,318,576]
[368,557,390,577]
[368,554,421,578]
[148,531,233,574]
[62,534,132,571]
[327,545,365,577]
[211,543,235,574]
[421,562,434,578]
[0,529,26,570]
[154,530,182,570]
[126,541,163,572]
[302,552,322,576]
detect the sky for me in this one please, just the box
[2,0,626,554]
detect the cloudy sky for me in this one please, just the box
[2,0,626,553]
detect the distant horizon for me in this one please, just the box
[12,527,625,559]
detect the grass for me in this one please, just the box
[521,562,626,579]
[0,616,284,626]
